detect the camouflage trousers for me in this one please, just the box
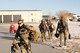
[59,32,68,46]
[12,41,32,53]
[41,32,47,42]
[11,43,19,53]
[20,41,32,53]
[48,31,53,40]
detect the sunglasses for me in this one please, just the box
[18,23,22,24]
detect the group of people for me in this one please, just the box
[39,16,71,47]
[12,16,70,53]
[39,19,55,42]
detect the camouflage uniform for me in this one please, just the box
[39,19,48,42]
[13,24,32,53]
[12,39,19,53]
[47,19,55,40]
[56,17,69,46]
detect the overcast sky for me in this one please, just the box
[0,0,80,15]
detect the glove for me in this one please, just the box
[12,39,17,45]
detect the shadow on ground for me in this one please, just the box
[0,31,15,40]
[0,31,9,35]
[0,35,14,40]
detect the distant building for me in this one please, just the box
[43,15,49,19]
[0,10,42,23]
[43,15,56,20]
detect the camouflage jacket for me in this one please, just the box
[48,23,55,32]
[15,24,29,42]
[56,19,69,33]
[39,22,49,33]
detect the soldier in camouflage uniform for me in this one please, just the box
[47,19,55,41]
[39,19,49,42]
[56,17,69,47]
[12,20,32,53]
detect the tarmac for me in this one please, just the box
[0,21,80,53]
[0,23,66,53]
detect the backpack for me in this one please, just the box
[39,22,47,32]
[49,24,55,32]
